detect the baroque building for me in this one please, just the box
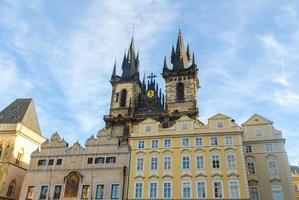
[3,29,294,200]
[290,165,299,199]
[0,99,45,200]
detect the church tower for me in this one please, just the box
[162,29,200,119]
[104,36,142,138]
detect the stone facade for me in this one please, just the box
[291,165,299,199]
[19,130,129,200]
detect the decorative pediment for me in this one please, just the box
[209,113,231,120]
[181,173,192,179]
[242,113,273,126]
[65,141,85,154]
[176,115,193,122]
[140,118,159,124]
[50,132,62,141]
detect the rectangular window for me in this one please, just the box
[229,181,240,198]
[106,157,116,163]
[149,182,157,198]
[26,186,35,200]
[182,123,188,129]
[135,183,143,198]
[182,156,190,170]
[53,185,62,200]
[195,137,203,146]
[196,155,204,169]
[87,157,93,164]
[38,159,46,166]
[197,182,206,198]
[268,160,279,175]
[39,186,48,200]
[136,157,144,171]
[249,186,260,200]
[111,184,120,199]
[163,182,171,198]
[227,154,236,169]
[81,185,90,200]
[164,156,171,170]
[56,159,62,165]
[164,139,171,148]
[138,141,145,149]
[265,143,274,152]
[151,140,159,149]
[182,138,190,147]
[272,185,283,200]
[151,157,158,171]
[48,159,54,166]
[145,125,152,132]
[95,157,105,164]
[214,181,223,198]
[256,129,263,136]
[245,145,253,153]
[212,155,220,169]
[216,121,224,128]
[95,185,104,199]
[182,182,191,198]
[225,136,233,145]
[247,161,256,175]
[211,137,218,146]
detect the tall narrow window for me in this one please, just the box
[214,181,223,198]
[227,154,236,169]
[272,185,283,200]
[26,186,35,200]
[163,182,171,198]
[176,82,184,101]
[81,185,90,200]
[111,184,120,199]
[53,185,62,200]
[182,182,191,198]
[136,157,144,171]
[247,161,256,175]
[212,155,220,169]
[119,89,127,107]
[39,186,48,200]
[249,186,260,200]
[197,182,206,198]
[196,156,204,169]
[182,156,190,170]
[164,156,172,170]
[229,181,240,198]
[6,180,15,197]
[95,185,104,199]
[268,160,279,175]
[135,183,143,198]
[150,157,158,171]
[150,182,158,198]
[0,145,3,157]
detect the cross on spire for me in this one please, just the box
[147,73,157,83]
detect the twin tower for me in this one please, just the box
[104,30,200,139]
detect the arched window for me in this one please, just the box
[176,82,185,101]
[120,89,127,107]
[15,148,24,165]
[7,180,16,197]
[64,172,81,197]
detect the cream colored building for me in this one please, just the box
[128,114,249,199]
[242,114,295,200]
[0,98,46,200]
[291,165,299,199]
[19,129,129,200]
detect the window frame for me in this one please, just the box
[210,137,219,146]
[229,180,240,198]
[196,181,206,198]
[182,181,192,199]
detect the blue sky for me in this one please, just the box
[0,0,298,164]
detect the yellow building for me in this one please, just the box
[128,114,249,199]
[0,99,45,200]
[291,166,299,199]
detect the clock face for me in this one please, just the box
[147,90,155,98]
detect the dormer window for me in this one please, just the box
[12,115,20,119]
[11,106,19,110]
[216,121,224,128]
[182,123,188,130]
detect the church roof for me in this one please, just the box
[0,98,42,135]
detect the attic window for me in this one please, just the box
[254,119,259,121]
[216,121,224,128]
[12,115,20,119]
[145,125,152,132]
[11,106,19,110]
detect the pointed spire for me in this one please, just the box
[171,45,175,64]
[176,28,185,56]
[111,60,116,78]
[163,56,168,70]
[172,29,189,70]
[186,44,191,61]
[122,51,127,69]
[136,51,139,69]
[192,52,196,65]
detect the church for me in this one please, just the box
[0,30,296,200]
